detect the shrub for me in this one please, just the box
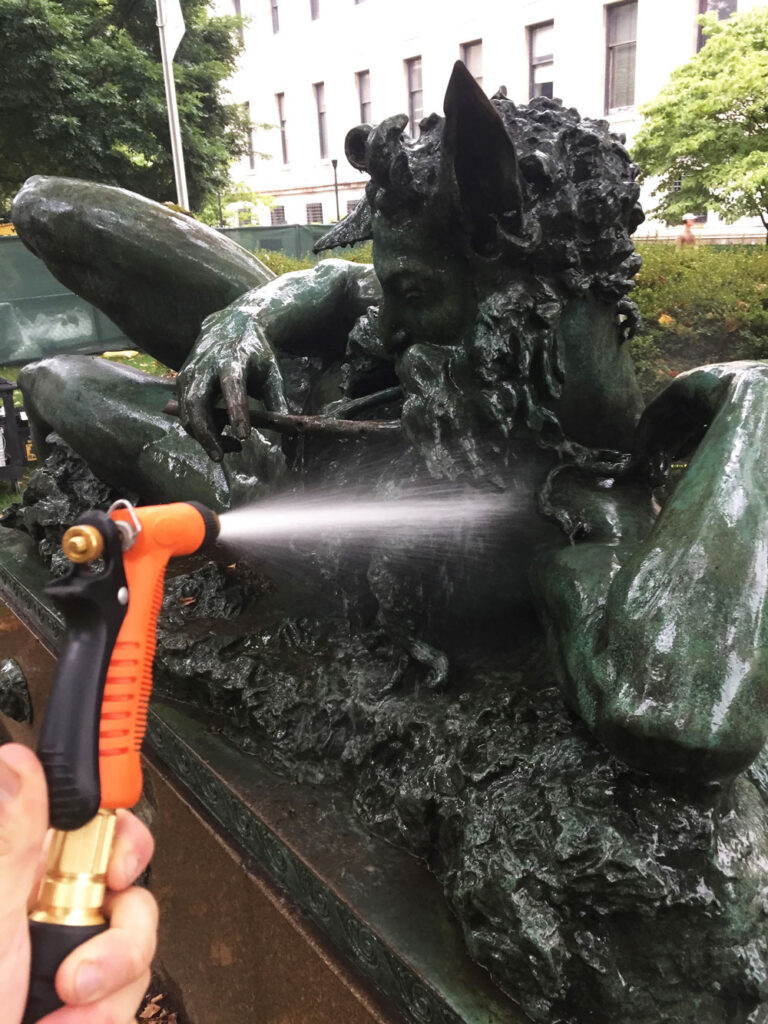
[253,241,373,278]
[630,243,768,399]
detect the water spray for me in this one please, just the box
[22,488,507,1021]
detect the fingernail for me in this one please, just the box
[75,961,104,1001]
[0,748,21,802]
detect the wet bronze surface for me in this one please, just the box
[8,59,768,1023]
[0,581,526,1024]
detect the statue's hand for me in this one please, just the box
[177,307,288,460]
[634,360,768,474]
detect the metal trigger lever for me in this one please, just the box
[107,498,143,550]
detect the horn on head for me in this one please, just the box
[442,61,528,254]
[312,196,373,253]
[366,114,410,186]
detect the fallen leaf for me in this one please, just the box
[179,596,196,606]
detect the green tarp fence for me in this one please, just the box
[224,223,330,259]
[0,224,332,365]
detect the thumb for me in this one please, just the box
[0,744,48,1023]
[0,744,48,921]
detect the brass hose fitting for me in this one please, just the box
[29,810,117,927]
[61,525,104,564]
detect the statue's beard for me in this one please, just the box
[396,288,567,485]
[396,342,514,485]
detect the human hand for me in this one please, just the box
[177,302,288,461]
[0,744,157,1024]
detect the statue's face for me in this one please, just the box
[372,211,476,356]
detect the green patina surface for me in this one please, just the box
[6,61,768,1023]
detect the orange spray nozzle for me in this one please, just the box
[99,501,219,810]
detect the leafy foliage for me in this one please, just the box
[252,241,373,276]
[632,8,768,235]
[196,181,272,227]
[0,0,251,213]
[630,242,768,397]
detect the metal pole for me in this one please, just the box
[332,158,340,220]
[156,0,190,211]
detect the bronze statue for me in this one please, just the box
[10,62,768,1023]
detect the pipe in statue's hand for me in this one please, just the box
[177,304,288,462]
[0,745,156,1024]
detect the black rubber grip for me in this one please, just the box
[41,512,128,830]
[22,919,108,1024]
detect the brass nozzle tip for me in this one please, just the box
[62,524,104,564]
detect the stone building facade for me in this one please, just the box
[216,0,765,241]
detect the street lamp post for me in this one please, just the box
[331,158,340,221]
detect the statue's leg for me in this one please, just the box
[533,362,768,782]
[18,356,285,510]
[11,176,272,369]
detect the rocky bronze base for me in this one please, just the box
[0,528,526,1024]
[3,439,768,1023]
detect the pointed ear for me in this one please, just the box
[345,125,372,171]
[442,61,525,252]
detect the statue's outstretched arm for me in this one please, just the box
[177,259,380,460]
[534,361,768,782]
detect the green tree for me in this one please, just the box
[196,180,273,227]
[0,0,254,214]
[632,8,768,240]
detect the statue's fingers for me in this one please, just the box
[634,366,732,464]
[220,372,251,441]
[260,360,289,414]
[179,373,224,462]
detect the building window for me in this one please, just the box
[346,199,359,215]
[271,205,286,225]
[605,2,637,112]
[697,0,736,50]
[356,70,371,122]
[314,82,328,159]
[270,0,279,33]
[528,22,554,100]
[237,208,252,226]
[461,40,482,88]
[405,56,423,137]
[275,93,288,164]
[306,202,323,223]
[310,0,319,19]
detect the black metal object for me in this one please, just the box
[0,376,31,485]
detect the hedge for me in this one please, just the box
[629,243,768,399]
